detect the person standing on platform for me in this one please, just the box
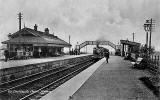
[4,49,9,62]
[104,51,109,63]
[25,50,29,59]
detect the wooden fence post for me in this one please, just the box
[154,55,156,65]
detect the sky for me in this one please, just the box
[0,0,160,52]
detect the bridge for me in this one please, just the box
[75,41,119,51]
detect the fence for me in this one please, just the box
[148,54,160,97]
[149,55,160,74]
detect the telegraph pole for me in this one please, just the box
[148,18,155,56]
[146,31,148,48]
[144,18,155,57]
[18,12,23,31]
[132,33,135,42]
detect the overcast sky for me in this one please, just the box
[0,0,160,51]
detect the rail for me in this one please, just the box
[0,58,95,100]
[20,60,95,100]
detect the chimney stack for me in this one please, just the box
[8,33,12,39]
[45,28,49,34]
[34,24,38,31]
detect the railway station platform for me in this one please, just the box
[0,54,93,83]
[40,56,158,100]
[0,54,91,69]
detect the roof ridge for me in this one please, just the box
[25,28,40,37]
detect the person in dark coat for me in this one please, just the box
[104,51,109,63]
[4,50,9,62]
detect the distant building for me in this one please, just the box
[120,39,141,58]
[2,24,71,59]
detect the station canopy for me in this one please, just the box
[120,40,140,46]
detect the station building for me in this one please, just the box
[120,39,141,58]
[2,24,71,59]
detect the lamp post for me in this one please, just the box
[144,23,149,47]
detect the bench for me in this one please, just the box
[131,57,143,68]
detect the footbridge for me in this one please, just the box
[76,41,119,51]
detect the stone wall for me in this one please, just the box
[0,55,93,82]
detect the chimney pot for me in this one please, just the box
[34,24,38,31]
[8,33,12,39]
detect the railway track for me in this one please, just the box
[0,67,65,92]
[0,60,82,92]
[0,58,96,100]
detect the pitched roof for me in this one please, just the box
[2,36,47,44]
[2,28,71,47]
[120,40,140,46]
[10,28,56,38]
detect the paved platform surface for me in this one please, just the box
[40,57,105,100]
[0,54,91,69]
[72,56,158,100]
[40,56,158,100]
